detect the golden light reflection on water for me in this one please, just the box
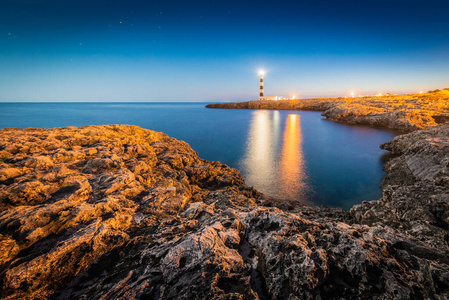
[241,111,310,202]
[279,114,308,200]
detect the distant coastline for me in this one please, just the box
[207,90,449,132]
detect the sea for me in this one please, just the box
[0,102,398,210]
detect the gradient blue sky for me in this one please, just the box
[1,0,448,102]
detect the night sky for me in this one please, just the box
[1,0,448,102]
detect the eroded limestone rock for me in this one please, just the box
[351,125,449,252]
[0,124,448,299]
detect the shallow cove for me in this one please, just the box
[0,102,398,209]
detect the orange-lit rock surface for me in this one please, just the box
[207,90,449,131]
[0,124,448,299]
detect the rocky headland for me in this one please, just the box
[0,123,448,299]
[206,90,449,132]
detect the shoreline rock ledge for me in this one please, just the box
[0,124,448,299]
[206,93,449,132]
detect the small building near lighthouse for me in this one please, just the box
[259,96,289,100]
[258,71,294,100]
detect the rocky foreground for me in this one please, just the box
[206,91,449,132]
[0,124,448,299]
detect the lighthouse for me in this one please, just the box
[259,71,264,100]
[257,71,291,100]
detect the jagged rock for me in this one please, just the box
[350,124,449,252]
[0,124,448,299]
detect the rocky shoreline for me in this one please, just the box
[0,123,448,299]
[206,91,449,132]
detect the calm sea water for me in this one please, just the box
[0,102,398,210]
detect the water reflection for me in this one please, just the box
[279,114,308,200]
[241,111,311,202]
[242,111,278,193]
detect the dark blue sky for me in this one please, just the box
[1,0,448,102]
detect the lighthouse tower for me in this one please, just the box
[259,72,264,100]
